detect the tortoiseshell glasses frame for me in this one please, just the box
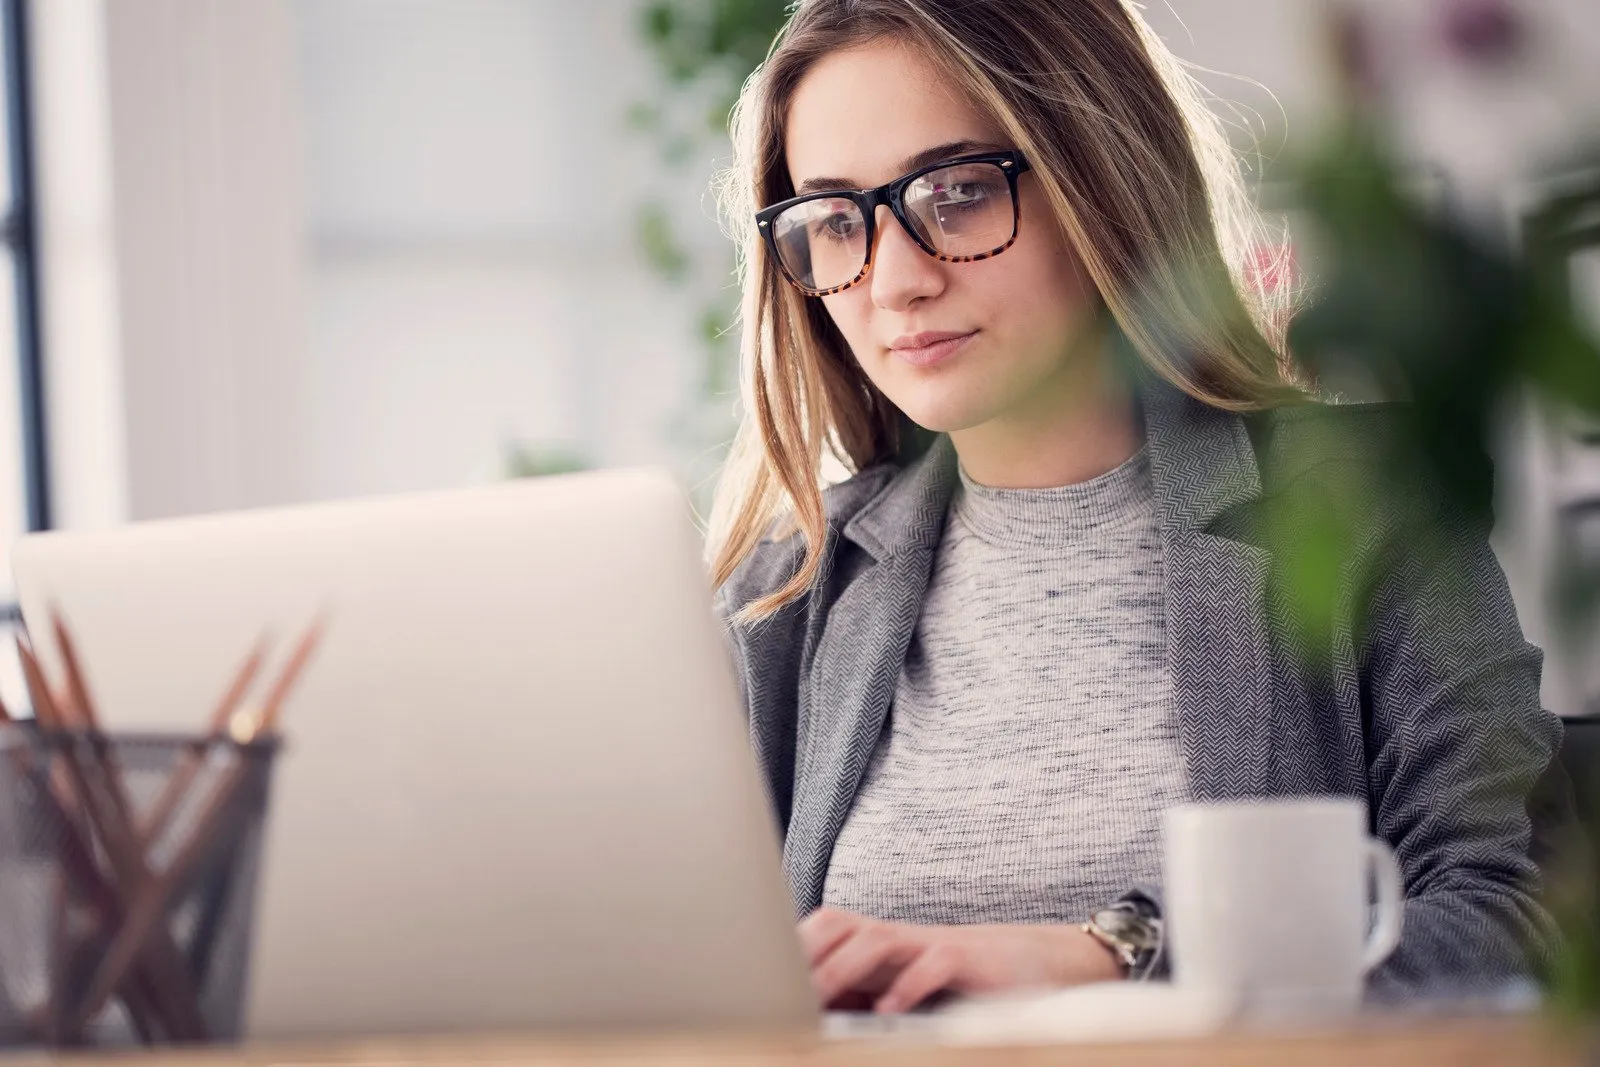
[755,150,1032,297]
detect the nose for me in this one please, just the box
[868,205,944,311]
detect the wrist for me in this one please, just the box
[1074,922,1129,981]
[1031,924,1123,985]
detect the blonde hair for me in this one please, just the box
[709,0,1302,621]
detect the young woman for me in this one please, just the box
[707,0,1563,1015]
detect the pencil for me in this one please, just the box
[138,635,270,846]
[11,647,168,1040]
[19,638,205,1041]
[69,616,324,1036]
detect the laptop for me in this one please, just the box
[8,468,820,1039]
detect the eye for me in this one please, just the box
[934,181,999,211]
[811,212,863,241]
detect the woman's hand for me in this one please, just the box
[797,906,1124,1014]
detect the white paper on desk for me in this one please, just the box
[927,981,1241,1045]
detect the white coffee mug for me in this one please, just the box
[1163,798,1403,1020]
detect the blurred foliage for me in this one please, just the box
[1268,121,1600,661]
[636,0,790,122]
[635,202,692,284]
[504,442,590,479]
[1545,819,1600,1022]
[630,0,793,498]
[1279,0,1600,1016]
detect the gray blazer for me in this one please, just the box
[715,384,1563,996]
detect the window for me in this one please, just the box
[0,0,45,711]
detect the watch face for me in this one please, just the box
[1095,908,1160,952]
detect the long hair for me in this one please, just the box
[709,0,1303,621]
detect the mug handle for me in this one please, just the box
[1362,837,1405,973]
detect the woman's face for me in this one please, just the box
[783,41,1104,435]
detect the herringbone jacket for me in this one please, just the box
[715,385,1564,996]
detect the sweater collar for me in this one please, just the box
[840,378,1262,561]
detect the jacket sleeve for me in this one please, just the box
[1117,502,1567,995]
[1355,498,1563,998]
[712,540,814,840]
[712,584,750,717]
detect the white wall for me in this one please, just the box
[294,0,714,502]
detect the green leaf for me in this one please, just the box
[661,133,696,167]
[640,0,676,45]
[504,442,589,479]
[697,305,729,347]
[623,0,792,468]
[635,202,691,283]
[626,100,663,133]
[705,98,734,136]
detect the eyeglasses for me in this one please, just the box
[756,150,1031,297]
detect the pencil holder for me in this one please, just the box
[0,725,280,1048]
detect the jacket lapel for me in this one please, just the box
[1141,383,1278,800]
[782,439,956,913]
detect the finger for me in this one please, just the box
[811,926,915,1006]
[875,943,960,1015]
[797,907,863,967]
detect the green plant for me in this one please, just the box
[629,0,793,502]
[1270,1,1600,1016]
[504,441,590,479]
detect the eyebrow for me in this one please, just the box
[793,139,1010,195]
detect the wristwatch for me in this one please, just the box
[1080,902,1162,979]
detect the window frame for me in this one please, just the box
[2,0,47,538]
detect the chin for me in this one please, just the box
[886,392,997,435]
[869,353,1021,434]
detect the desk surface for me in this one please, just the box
[48,1019,1586,1067]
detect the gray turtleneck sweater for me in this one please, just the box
[821,447,1190,925]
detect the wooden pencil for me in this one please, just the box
[18,639,205,1041]
[11,647,168,1040]
[68,616,324,1036]
[138,634,270,846]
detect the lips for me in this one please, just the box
[887,330,977,368]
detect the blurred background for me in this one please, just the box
[0,0,1595,718]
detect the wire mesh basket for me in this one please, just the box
[0,725,279,1047]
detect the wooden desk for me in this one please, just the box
[45,1019,1587,1067]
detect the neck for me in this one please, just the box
[950,333,1142,490]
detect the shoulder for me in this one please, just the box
[1240,402,1507,630]
[1248,401,1409,484]
[715,461,900,623]
[1247,400,1492,529]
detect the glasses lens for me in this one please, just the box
[903,162,1016,258]
[770,197,868,292]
